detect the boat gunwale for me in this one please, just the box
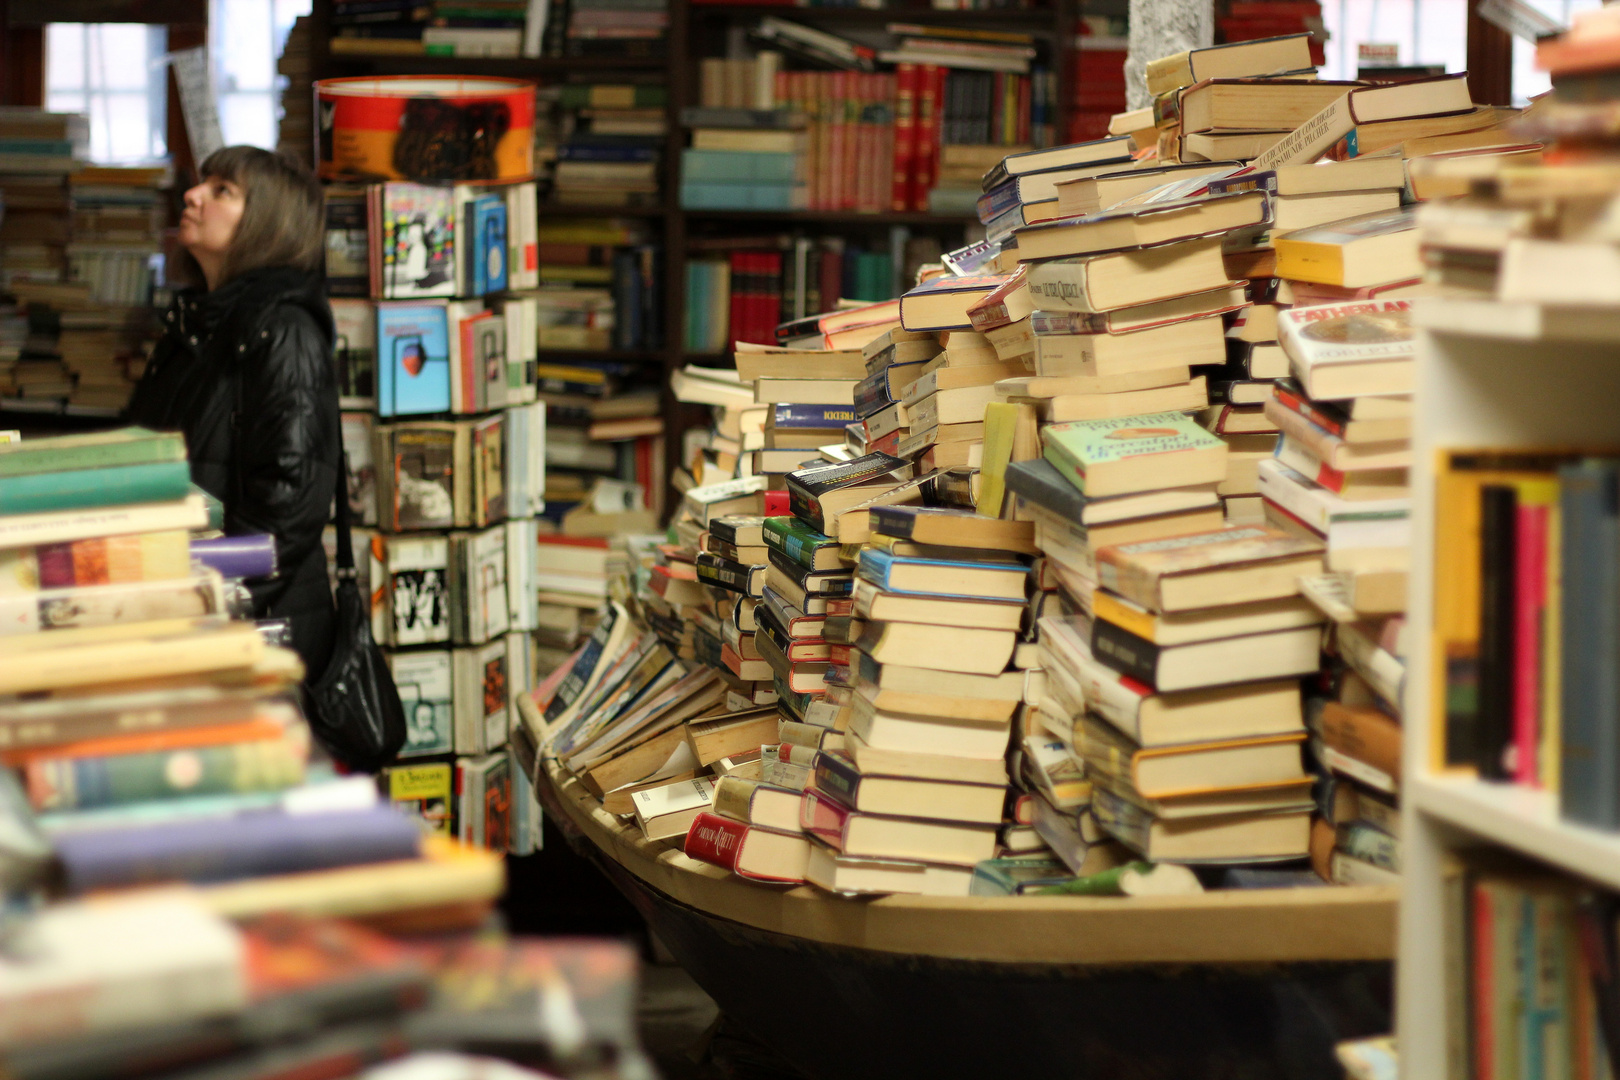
[533,751,1399,967]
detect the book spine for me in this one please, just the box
[0,461,193,516]
[811,751,860,807]
[26,735,307,811]
[189,535,278,580]
[0,435,186,478]
[1319,704,1402,787]
[1478,484,1519,780]
[1089,619,1161,689]
[1558,464,1620,828]
[1514,502,1548,786]
[683,810,747,869]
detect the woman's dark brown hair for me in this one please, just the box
[178,146,324,288]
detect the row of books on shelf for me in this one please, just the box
[682,238,904,353]
[336,285,661,420]
[678,59,1059,213]
[327,0,666,58]
[325,179,540,301]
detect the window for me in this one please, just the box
[1318,0,1469,81]
[211,0,313,150]
[44,24,169,164]
[1513,0,1602,104]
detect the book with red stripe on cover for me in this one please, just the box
[684,811,811,883]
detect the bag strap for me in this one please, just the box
[331,453,356,576]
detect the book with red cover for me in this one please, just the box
[893,63,920,212]
[683,810,811,884]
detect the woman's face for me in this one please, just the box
[179,174,245,261]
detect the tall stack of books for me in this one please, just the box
[0,108,82,292]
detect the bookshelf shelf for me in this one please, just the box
[683,209,973,225]
[541,204,667,219]
[537,349,668,364]
[686,4,1063,24]
[1415,295,1620,344]
[1396,321,1620,1078]
[1410,776,1620,894]
[320,54,667,74]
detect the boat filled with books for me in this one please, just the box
[492,31,1538,1071]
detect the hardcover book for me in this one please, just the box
[339,411,377,527]
[389,650,454,758]
[376,302,451,417]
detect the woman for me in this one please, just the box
[126,147,341,679]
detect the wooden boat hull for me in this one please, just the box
[533,756,1397,1080]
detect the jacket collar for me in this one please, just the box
[173,266,327,347]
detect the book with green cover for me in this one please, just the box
[762,515,842,572]
[1040,411,1228,498]
[0,427,185,478]
[0,461,194,516]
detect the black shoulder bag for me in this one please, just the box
[304,459,408,772]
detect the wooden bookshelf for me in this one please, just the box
[1396,302,1620,1077]
[304,0,1098,509]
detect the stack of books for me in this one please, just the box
[328,0,555,57]
[975,137,1136,248]
[0,427,514,902]
[0,112,162,415]
[550,85,666,208]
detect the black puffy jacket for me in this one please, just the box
[126,265,342,678]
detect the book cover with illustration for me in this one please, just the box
[388,650,454,758]
[1096,524,1325,594]
[376,303,451,417]
[382,182,455,299]
[383,760,453,836]
[330,299,376,408]
[387,425,458,531]
[1277,299,1413,370]
[1043,411,1225,471]
[383,535,451,646]
[468,192,508,296]
[323,186,370,298]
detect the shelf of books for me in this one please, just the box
[1394,14,1620,1080]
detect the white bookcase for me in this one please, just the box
[1399,297,1620,1077]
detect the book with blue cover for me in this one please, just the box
[467,193,508,296]
[856,547,1028,601]
[377,302,451,417]
[772,404,860,430]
